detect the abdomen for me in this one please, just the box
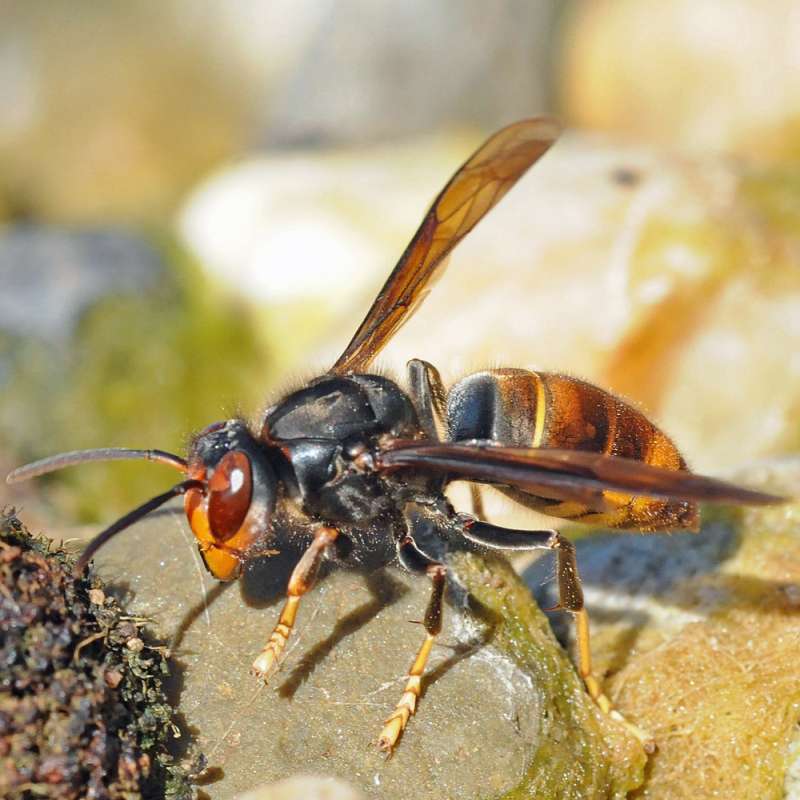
[446,369,698,531]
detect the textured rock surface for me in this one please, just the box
[74,507,644,799]
[235,775,364,800]
[525,459,800,799]
[0,513,192,800]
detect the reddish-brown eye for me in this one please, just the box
[207,451,253,541]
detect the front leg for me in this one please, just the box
[251,525,339,681]
[378,534,446,753]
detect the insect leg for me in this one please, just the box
[408,359,489,519]
[251,525,339,681]
[378,534,446,753]
[460,518,654,750]
[468,485,488,521]
[407,358,447,440]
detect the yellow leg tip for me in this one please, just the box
[251,621,294,681]
[378,713,406,753]
[594,693,613,716]
[583,673,656,752]
[608,710,657,753]
[250,654,277,681]
[250,640,284,681]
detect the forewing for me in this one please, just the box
[376,441,784,506]
[331,117,560,374]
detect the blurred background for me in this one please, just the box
[1,0,799,528]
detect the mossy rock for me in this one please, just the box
[75,508,646,799]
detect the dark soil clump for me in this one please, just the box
[0,511,193,799]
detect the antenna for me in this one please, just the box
[6,448,188,484]
[74,479,205,574]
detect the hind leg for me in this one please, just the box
[460,517,655,751]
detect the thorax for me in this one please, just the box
[261,374,421,524]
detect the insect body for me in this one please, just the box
[7,119,781,753]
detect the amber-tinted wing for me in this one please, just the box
[376,441,784,506]
[330,117,560,375]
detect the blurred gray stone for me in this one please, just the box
[0,226,162,342]
[525,517,737,606]
[266,0,557,146]
[523,520,732,650]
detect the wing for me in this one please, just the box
[376,441,784,506]
[330,117,560,375]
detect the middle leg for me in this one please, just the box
[378,534,446,753]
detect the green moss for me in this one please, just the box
[452,551,646,800]
[738,167,800,238]
[2,233,269,521]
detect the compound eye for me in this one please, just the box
[207,451,253,541]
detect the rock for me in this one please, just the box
[178,134,478,371]
[0,226,163,522]
[559,0,800,164]
[235,775,364,800]
[524,459,800,799]
[76,505,645,799]
[0,2,560,221]
[0,5,250,221]
[0,226,162,343]
[265,0,556,146]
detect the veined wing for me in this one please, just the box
[330,117,560,374]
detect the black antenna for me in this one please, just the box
[6,448,188,484]
[74,479,205,575]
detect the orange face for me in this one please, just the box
[184,450,261,580]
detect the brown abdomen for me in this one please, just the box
[446,369,698,531]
